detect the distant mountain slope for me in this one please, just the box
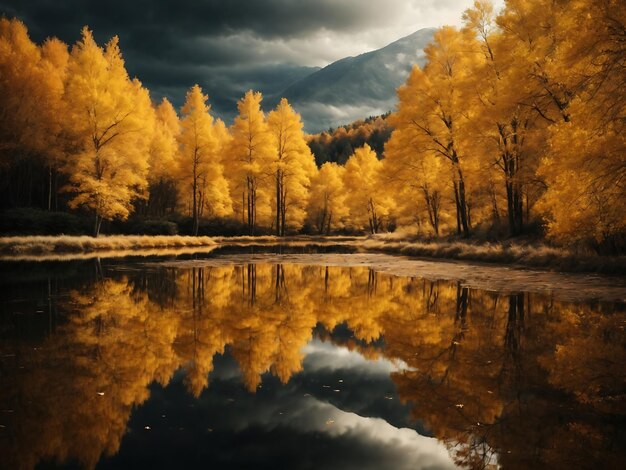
[205,64,321,125]
[271,28,435,132]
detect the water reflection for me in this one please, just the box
[1,260,625,469]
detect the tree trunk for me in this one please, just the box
[94,213,103,237]
[456,169,470,237]
[192,157,198,236]
[453,181,462,235]
[276,170,281,236]
[280,187,286,237]
[47,165,52,212]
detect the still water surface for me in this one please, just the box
[1,250,625,469]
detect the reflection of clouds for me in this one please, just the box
[219,390,458,470]
[303,338,413,374]
[197,338,455,469]
[292,397,458,470]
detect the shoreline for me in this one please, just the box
[0,234,624,276]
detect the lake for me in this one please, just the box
[1,248,625,469]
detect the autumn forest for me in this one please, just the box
[0,0,624,252]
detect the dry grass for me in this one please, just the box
[361,235,626,275]
[0,235,217,256]
[212,235,360,246]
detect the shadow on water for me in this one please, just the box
[1,253,625,469]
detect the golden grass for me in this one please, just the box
[0,235,217,256]
[361,235,626,275]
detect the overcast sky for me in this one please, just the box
[0,0,504,124]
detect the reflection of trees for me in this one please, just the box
[1,279,181,469]
[1,264,624,469]
[386,287,626,470]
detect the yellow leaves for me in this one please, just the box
[62,27,154,229]
[0,18,67,163]
[225,90,276,228]
[149,98,180,181]
[538,95,626,245]
[307,162,349,233]
[343,144,392,233]
[267,98,316,232]
[177,84,232,225]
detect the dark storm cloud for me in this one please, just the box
[0,0,403,121]
[0,0,391,50]
[0,0,490,129]
[7,0,392,40]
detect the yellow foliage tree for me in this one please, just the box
[389,27,477,237]
[146,98,180,217]
[384,122,450,236]
[267,98,316,235]
[177,85,232,235]
[225,90,276,234]
[63,28,154,236]
[343,144,391,234]
[0,18,68,209]
[307,162,349,234]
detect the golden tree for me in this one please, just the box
[343,144,391,234]
[63,28,154,236]
[306,162,349,234]
[225,91,275,234]
[146,98,180,217]
[267,98,316,235]
[384,123,450,236]
[0,19,68,209]
[532,0,626,249]
[389,27,478,237]
[177,85,232,235]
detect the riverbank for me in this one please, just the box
[360,234,626,276]
[0,234,624,275]
[0,235,218,258]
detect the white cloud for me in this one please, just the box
[302,338,414,373]
[189,0,507,68]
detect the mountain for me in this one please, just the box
[269,28,435,132]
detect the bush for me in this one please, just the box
[176,216,274,236]
[0,208,90,235]
[117,218,179,235]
